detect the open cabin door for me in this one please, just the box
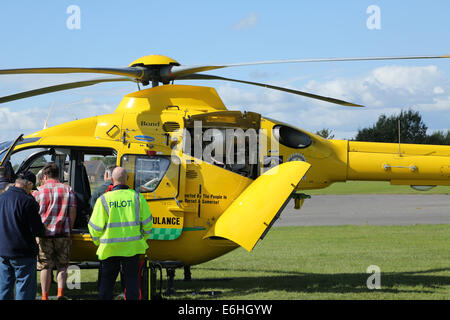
[184,111,261,180]
[13,147,118,229]
[204,161,311,251]
[0,135,25,181]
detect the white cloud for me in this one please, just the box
[1,64,448,143]
[0,99,116,142]
[433,86,444,94]
[0,74,94,93]
[304,65,448,107]
[232,12,259,30]
[218,65,450,139]
[0,73,134,141]
[417,95,450,111]
[0,106,45,132]
[0,74,135,100]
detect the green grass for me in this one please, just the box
[306,181,450,195]
[56,224,450,300]
[37,181,449,300]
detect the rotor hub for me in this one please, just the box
[128,55,180,68]
[129,55,180,86]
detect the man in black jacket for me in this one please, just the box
[0,166,11,193]
[0,171,44,300]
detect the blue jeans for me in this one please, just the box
[0,256,37,300]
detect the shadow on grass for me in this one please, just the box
[51,268,449,300]
[171,268,450,299]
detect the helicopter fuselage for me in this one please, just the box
[7,84,450,266]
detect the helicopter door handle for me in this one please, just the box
[383,164,417,172]
[106,125,119,137]
[172,192,181,208]
[121,131,128,144]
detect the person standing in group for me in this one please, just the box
[33,162,77,300]
[89,164,116,209]
[0,167,11,194]
[0,171,44,300]
[88,167,152,300]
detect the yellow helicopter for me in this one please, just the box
[0,54,449,272]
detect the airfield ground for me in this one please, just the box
[39,181,450,300]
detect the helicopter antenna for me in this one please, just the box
[43,100,55,129]
[62,98,91,120]
[398,117,402,156]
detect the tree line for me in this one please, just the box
[316,109,450,145]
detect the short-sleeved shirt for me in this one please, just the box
[33,179,77,237]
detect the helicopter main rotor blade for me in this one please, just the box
[168,54,450,80]
[179,74,364,107]
[0,66,145,80]
[2,54,448,85]
[220,54,450,67]
[0,76,133,104]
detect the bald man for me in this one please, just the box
[88,167,153,300]
[111,167,127,185]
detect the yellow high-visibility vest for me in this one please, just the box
[88,188,153,260]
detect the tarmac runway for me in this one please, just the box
[275,194,450,226]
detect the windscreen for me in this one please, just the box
[0,140,14,163]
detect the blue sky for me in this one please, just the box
[1,0,450,141]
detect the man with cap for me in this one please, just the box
[0,171,45,300]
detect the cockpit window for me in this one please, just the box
[135,157,171,192]
[121,155,180,199]
[273,125,312,149]
[0,140,13,160]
